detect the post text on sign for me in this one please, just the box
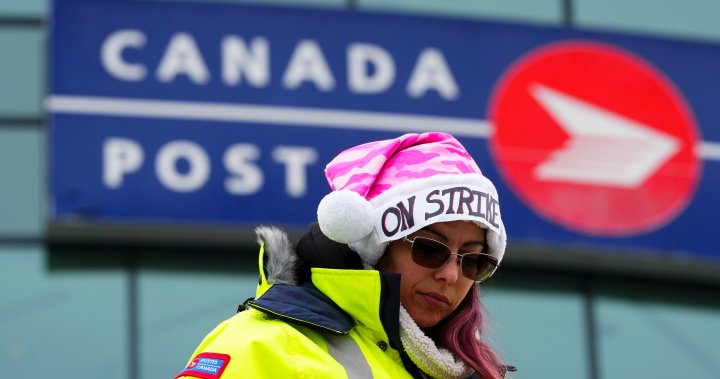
[103,137,318,198]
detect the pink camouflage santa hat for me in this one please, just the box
[317,132,507,273]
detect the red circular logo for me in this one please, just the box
[188,358,199,368]
[489,41,701,236]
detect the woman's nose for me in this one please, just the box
[434,254,461,283]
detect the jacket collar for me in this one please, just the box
[248,266,398,341]
[247,281,354,334]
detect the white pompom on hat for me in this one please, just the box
[317,189,374,244]
[317,132,507,276]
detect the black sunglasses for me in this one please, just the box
[402,235,498,282]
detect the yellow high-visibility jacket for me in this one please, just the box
[176,226,421,378]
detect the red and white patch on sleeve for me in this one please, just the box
[175,352,231,379]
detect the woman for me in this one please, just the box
[176,132,512,379]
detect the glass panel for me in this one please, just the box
[138,248,259,379]
[0,28,43,116]
[596,280,720,379]
[483,272,589,379]
[0,0,46,17]
[0,127,43,236]
[0,245,128,378]
[358,0,563,24]
[575,0,720,43]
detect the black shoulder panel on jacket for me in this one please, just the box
[248,282,354,335]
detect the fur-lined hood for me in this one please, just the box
[255,223,365,289]
[255,225,301,286]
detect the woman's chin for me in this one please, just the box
[407,306,443,328]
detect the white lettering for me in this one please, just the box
[155,141,210,192]
[99,138,324,197]
[347,43,395,94]
[272,146,318,197]
[100,30,462,101]
[101,29,147,81]
[282,39,335,91]
[156,33,210,84]
[224,143,263,195]
[196,365,218,373]
[406,48,459,100]
[103,138,144,189]
[222,36,270,87]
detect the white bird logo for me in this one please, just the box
[530,82,680,188]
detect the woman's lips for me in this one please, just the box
[420,292,450,307]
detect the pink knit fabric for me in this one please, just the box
[325,132,482,200]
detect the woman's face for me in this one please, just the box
[377,220,485,328]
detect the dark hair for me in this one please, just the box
[426,284,505,379]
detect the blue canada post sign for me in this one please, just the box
[50,0,720,266]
